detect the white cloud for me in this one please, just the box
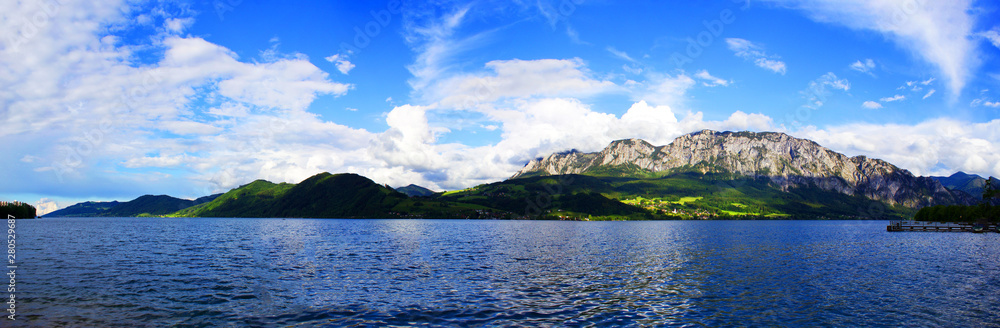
[762,0,977,96]
[694,70,731,87]
[633,73,696,107]
[324,54,355,74]
[984,101,1000,108]
[159,121,223,135]
[725,38,787,74]
[431,58,618,108]
[622,64,643,75]
[801,72,850,109]
[862,101,883,109]
[35,198,59,215]
[165,18,193,33]
[403,5,482,93]
[797,118,1000,179]
[606,46,636,62]
[880,95,905,102]
[981,27,1000,49]
[7,0,998,201]
[0,0,363,198]
[922,89,935,99]
[849,58,876,76]
[346,107,358,112]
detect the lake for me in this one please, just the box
[14,218,1000,327]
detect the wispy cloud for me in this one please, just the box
[880,95,905,102]
[725,38,787,74]
[429,58,619,109]
[694,70,731,87]
[862,101,883,109]
[922,89,936,99]
[606,46,636,62]
[802,72,849,109]
[849,58,876,76]
[981,26,1000,49]
[761,0,977,96]
[972,98,1000,108]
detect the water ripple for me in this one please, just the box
[15,219,1000,327]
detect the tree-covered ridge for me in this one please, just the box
[913,180,1000,223]
[45,194,220,217]
[44,201,120,217]
[396,184,436,197]
[173,173,495,219]
[437,172,911,220]
[1,201,36,219]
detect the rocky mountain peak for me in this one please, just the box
[512,130,972,207]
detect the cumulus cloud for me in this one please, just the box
[725,38,787,74]
[35,198,59,215]
[762,0,977,96]
[849,58,876,76]
[797,118,1000,178]
[862,101,883,109]
[0,0,359,198]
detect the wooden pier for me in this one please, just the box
[887,220,999,232]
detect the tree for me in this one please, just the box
[984,178,999,200]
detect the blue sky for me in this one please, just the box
[2,0,1000,214]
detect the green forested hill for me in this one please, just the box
[438,172,913,220]
[45,201,120,217]
[173,172,494,219]
[46,194,220,218]
[396,184,436,197]
[173,180,295,217]
[267,173,407,217]
[104,194,219,217]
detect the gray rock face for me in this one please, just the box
[513,130,973,208]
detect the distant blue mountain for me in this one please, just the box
[395,184,436,197]
[930,172,999,200]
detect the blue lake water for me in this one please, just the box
[14,218,1000,327]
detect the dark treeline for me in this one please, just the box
[915,180,1000,223]
[914,204,999,223]
[1,202,37,219]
